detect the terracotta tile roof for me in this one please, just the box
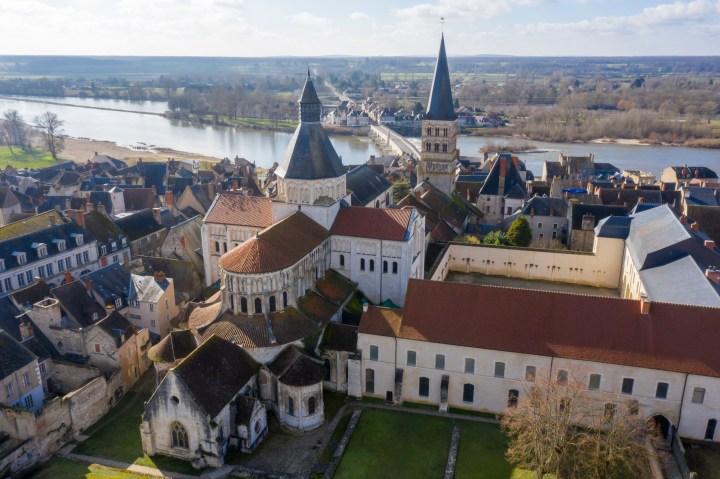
[186,291,223,332]
[204,193,273,228]
[173,335,258,418]
[298,291,339,325]
[359,306,402,338]
[218,212,329,274]
[330,206,412,241]
[316,269,357,304]
[199,307,321,349]
[361,279,720,378]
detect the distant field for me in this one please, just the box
[0,146,59,169]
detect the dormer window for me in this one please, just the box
[0,259,4,271]
[92,312,99,321]
[100,245,107,256]
[13,252,27,265]
[121,236,127,247]
[33,243,48,258]
[111,241,117,252]
[53,239,66,252]
[73,234,84,246]
[115,298,122,309]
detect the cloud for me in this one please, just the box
[393,0,551,22]
[286,12,331,26]
[521,0,720,34]
[350,12,374,21]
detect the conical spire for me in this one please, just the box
[425,34,456,121]
[298,70,321,122]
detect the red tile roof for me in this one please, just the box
[362,279,720,378]
[186,291,223,331]
[330,206,412,241]
[204,193,273,228]
[218,212,329,274]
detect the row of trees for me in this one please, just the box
[457,216,533,247]
[0,109,65,159]
[502,375,655,479]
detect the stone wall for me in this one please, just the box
[51,360,102,393]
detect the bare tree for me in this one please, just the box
[33,111,65,159]
[1,109,31,155]
[501,373,652,479]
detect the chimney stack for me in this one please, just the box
[64,271,73,284]
[165,190,174,207]
[66,209,86,228]
[84,276,92,293]
[690,222,700,233]
[152,207,161,224]
[362,302,369,313]
[97,203,106,215]
[181,235,187,249]
[640,296,651,315]
[706,267,720,285]
[100,255,108,267]
[705,240,716,250]
[154,271,166,282]
[679,215,688,224]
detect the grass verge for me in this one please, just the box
[0,146,60,169]
[25,457,157,479]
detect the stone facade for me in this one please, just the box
[418,120,458,197]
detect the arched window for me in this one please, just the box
[375,200,380,208]
[392,262,398,274]
[463,384,474,403]
[308,396,316,415]
[230,296,234,311]
[442,143,448,152]
[426,142,431,152]
[214,241,220,253]
[508,389,519,408]
[283,291,288,308]
[340,254,345,267]
[434,143,440,152]
[383,261,388,273]
[365,369,375,394]
[171,422,188,448]
[269,296,276,312]
[254,298,262,314]
[419,377,429,397]
[241,297,247,313]
[386,192,390,205]
[369,259,375,272]
[287,396,294,416]
[435,127,440,136]
[360,258,365,271]
[426,127,431,136]
[254,421,262,434]
[443,127,448,137]
[222,242,227,253]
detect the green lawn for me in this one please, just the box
[27,457,156,479]
[72,376,200,476]
[335,409,453,479]
[0,146,60,169]
[684,440,720,479]
[335,409,544,479]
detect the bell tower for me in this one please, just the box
[418,34,458,196]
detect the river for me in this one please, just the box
[1,96,718,177]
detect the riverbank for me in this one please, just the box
[59,137,221,164]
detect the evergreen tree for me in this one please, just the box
[507,216,532,247]
[482,230,511,246]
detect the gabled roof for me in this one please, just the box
[173,335,257,418]
[0,330,36,380]
[330,206,412,242]
[478,154,526,198]
[594,215,632,239]
[204,193,273,228]
[626,205,694,270]
[96,311,137,348]
[82,263,131,309]
[425,34,456,122]
[148,330,197,363]
[267,346,326,387]
[362,279,720,379]
[346,165,392,207]
[123,188,157,211]
[52,280,107,328]
[83,210,127,246]
[218,212,329,274]
[9,281,51,309]
[129,274,171,304]
[569,203,628,230]
[518,196,567,217]
[639,255,720,308]
[321,323,358,353]
[0,186,20,208]
[114,209,165,241]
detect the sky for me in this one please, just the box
[2,0,720,57]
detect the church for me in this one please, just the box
[141,46,443,467]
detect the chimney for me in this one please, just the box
[84,276,92,293]
[100,255,108,267]
[530,207,535,216]
[208,182,216,198]
[706,267,720,285]
[64,271,73,284]
[19,321,34,340]
[154,271,166,282]
[67,209,86,228]
[413,188,421,199]
[499,158,507,177]
[34,276,41,284]
[638,197,644,204]
[679,215,688,224]
[690,222,700,233]
[661,183,666,192]
[704,240,716,250]
[640,296,651,315]
[123,256,129,267]
[181,235,187,249]
[97,203,106,215]
[152,207,161,224]
[48,213,56,226]
[164,190,174,206]
[362,302,369,313]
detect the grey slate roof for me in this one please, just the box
[173,335,258,418]
[347,165,392,206]
[81,263,131,309]
[478,154,526,198]
[0,296,22,341]
[683,186,720,207]
[114,209,164,241]
[640,255,720,308]
[52,280,107,328]
[268,346,326,387]
[627,205,696,270]
[0,330,36,380]
[276,122,346,180]
[129,274,170,303]
[568,203,628,230]
[425,34,457,121]
[520,196,567,217]
[594,215,633,239]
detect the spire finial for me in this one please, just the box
[440,17,445,33]
[307,67,311,79]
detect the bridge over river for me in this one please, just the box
[369,125,421,159]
